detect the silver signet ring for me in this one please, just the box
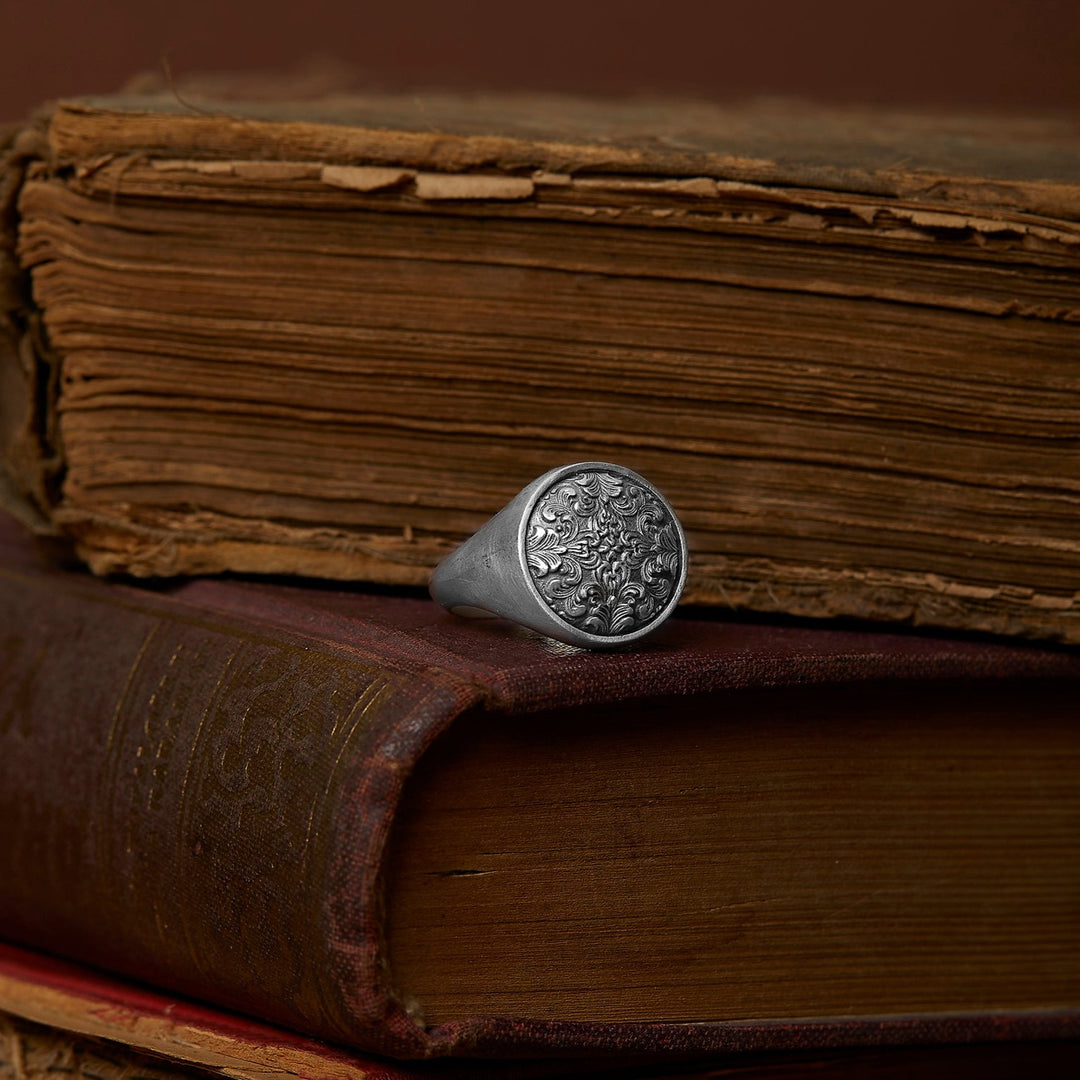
[429,462,688,649]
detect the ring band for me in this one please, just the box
[429,462,688,649]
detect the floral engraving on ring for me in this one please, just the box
[525,470,682,637]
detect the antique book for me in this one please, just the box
[3,947,1079,1080]
[1,91,1079,644]
[2,514,1080,1061]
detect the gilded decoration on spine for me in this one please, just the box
[525,470,681,636]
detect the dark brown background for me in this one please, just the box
[3,0,1080,121]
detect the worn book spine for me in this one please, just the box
[2,516,1080,1059]
[0,521,467,1058]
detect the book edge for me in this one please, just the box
[46,96,1080,219]
[0,942,411,1080]
[4,942,1079,1070]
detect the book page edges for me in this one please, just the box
[52,509,1080,645]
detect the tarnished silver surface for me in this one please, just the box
[525,468,683,637]
[429,462,687,649]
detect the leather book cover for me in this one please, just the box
[1,513,1079,1060]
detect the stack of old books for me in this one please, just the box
[1,88,1078,1078]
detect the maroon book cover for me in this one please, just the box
[1,513,1079,1060]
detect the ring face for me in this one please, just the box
[524,467,684,640]
[430,460,687,649]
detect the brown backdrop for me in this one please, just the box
[3,0,1080,121]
